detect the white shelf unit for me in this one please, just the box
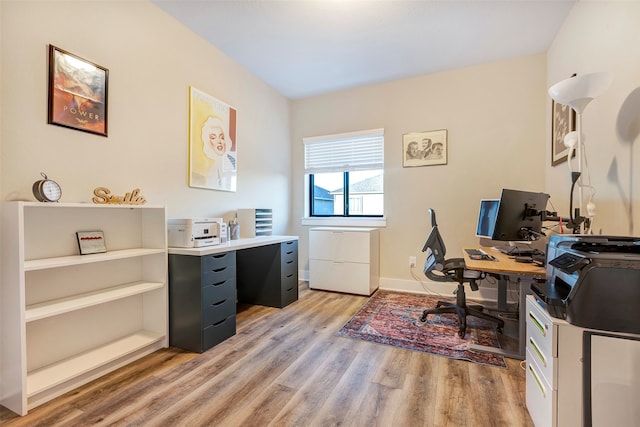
[237,208,272,238]
[0,202,168,416]
[309,227,380,296]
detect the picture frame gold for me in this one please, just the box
[48,45,108,137]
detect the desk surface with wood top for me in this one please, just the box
[463,247,546,276]
[462,247,546,360]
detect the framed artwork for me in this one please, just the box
[76,231,106,255]
[188,87,237,192]
[48,45,108,137]
[402,129,448,167]
[551,99,576,166]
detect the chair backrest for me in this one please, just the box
[422,209,447,274]
[421,208,479,286]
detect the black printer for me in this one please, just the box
[532,234,640,335]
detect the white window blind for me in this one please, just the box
[304,128,384,174]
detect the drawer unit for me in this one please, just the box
[280,240,299,307]
[169,252,237,353]
[309,227,379,296]
[236,240,298,308]
[525,296,592,427]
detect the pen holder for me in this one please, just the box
[229,223,240,240]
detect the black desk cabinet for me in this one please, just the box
[168,251,237,353]
[168,238,298,353]
[236,239,298,308]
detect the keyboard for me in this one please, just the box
[465,249,485,256]
[464,248,496,261]
[494,245,536,256]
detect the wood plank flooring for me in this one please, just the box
[1,283,534,426]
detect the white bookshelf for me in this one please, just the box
[0,202,168,416]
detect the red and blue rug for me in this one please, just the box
[337,290,507,368]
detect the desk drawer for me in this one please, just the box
[282,256,297,277]
[527,297,557,358]
[281,285,297,308]
[527,333,557,388]
[281,272,297,293]
[526,349,557,427]
[281,240,298,263]
[202,278,235,305]
[203,315,236,351]
[203,295,236,327]
[203,251,235,271]
[202,264,236,288]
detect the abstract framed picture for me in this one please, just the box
[76,231,107,255]
[188,86,237,192]
[402,129,448,167]
[551,99,576,166]
[48,45,108,137]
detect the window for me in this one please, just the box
[304,128,384,217]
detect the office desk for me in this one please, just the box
[168,236,298,353]
[463,247,546,360]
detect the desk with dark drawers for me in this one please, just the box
[168,236,299,353]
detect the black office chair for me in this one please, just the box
[419,209,504,338]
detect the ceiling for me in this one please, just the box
[153,0,576,100]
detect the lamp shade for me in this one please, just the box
[563,131,586,149]
[548,72,613,114]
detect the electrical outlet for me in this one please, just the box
[409,256,417,268]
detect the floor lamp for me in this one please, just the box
[548,72,612,233]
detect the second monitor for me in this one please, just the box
[492,189,550,242]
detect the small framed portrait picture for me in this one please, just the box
[403,129,448,167]
[76,231,107,255]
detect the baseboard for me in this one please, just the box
[300,269,519,305]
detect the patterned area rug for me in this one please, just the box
[337,290,507,368]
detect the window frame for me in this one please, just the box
[303,129,385,225]
[308,171,383,218]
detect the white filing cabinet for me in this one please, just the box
[525,295,640,427]
[309,227,379,296]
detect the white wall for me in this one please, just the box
[291,54,548,293]
[545,1,640,236]
[4,1,637,297]
[0,1,292,232]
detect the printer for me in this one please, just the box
[167,218,222,248]
[532,234,640,334]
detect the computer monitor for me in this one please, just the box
[492,189,550,242]
[475,199,500,239]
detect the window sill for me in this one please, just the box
[301,217,387,228]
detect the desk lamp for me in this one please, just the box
[548,72,612,233]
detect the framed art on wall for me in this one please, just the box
[188,86,237,192]
[551,99,576,166]
[48,45,109,137]
[402,129,448,167]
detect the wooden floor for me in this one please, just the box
[1,283,533,426]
